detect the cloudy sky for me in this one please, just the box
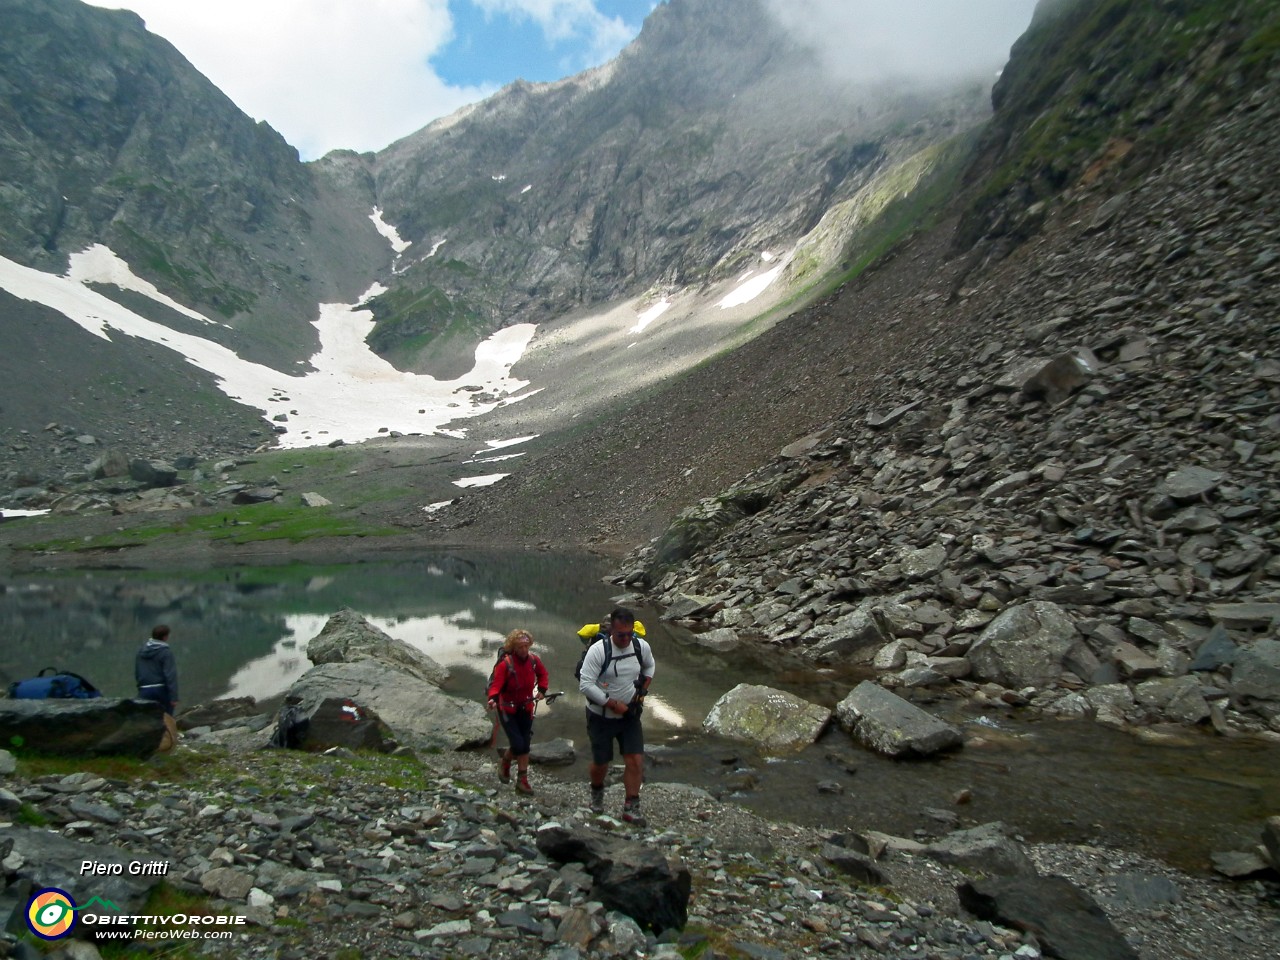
[87,0,657,159]
[86,0,1037,161]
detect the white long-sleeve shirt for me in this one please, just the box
[579,635,655,716]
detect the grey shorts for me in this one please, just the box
[586,706,644,764]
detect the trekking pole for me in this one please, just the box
[529,691,564,716]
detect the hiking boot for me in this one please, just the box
[590,785,605,814]
[622,799,646,827]
[499,753,512,783]
[516,776,534,795]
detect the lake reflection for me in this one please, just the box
[0,554,767,738]
[0,553,627,707]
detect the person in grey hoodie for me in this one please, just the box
[135,624,179,717]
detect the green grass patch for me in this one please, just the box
[19,503,401,555]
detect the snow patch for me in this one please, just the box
[480,436,538,452]
[520,184,532,194]
[66,245,213,324]
[631,299,671,334]
[0,248,537,450]
[719,264,783,309]
[426,238,447,258]
[369,208,411,254]
[454,474,508,488]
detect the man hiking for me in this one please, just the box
[578,606,655,825]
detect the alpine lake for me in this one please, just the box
[1,550,1276,874]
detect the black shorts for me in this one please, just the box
[586,706,644,764]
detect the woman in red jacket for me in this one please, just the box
[486,628,549,794]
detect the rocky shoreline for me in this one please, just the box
[3,609,1279,960]
[2,736,1279,960]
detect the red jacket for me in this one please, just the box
[487,652,548,713]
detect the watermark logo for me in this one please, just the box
[26,888,76,940]
[25,889,120,940]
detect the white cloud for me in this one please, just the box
[764,0,1038,87]
[87,1,490,158]
[473,0,641,63]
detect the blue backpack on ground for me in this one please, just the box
[8,667,102,700]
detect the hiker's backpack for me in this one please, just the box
[267,699,310,750]
[573,621,648,682]
[7,667,102,700]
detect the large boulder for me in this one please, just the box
[0,699,165,759]
[967,601,1082,689]
[129,458,178,487]
[836,681,962,758]
[702,684,831,753]
[301,697,390,752]
[306,608,449,685]
[923,822,1036,876]
[536,825,691,934]
[1230,639,1280,703]
[87,448,130,479]
[959,874,1140,960]
[800,599,890,664]
[286,660,488,751]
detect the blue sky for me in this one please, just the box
[436,0,655,87]
[84,1,1035,161]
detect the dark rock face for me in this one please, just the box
[535,825,692,934]
[959,874,1141,960]
[367,0,993,360]
[0,698,165,758]
[0,0,385,320]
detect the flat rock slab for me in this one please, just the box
[959,874,1140,960]
[836,681,962,758]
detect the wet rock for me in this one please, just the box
[703,684,831,752]
[835,681,962,758]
